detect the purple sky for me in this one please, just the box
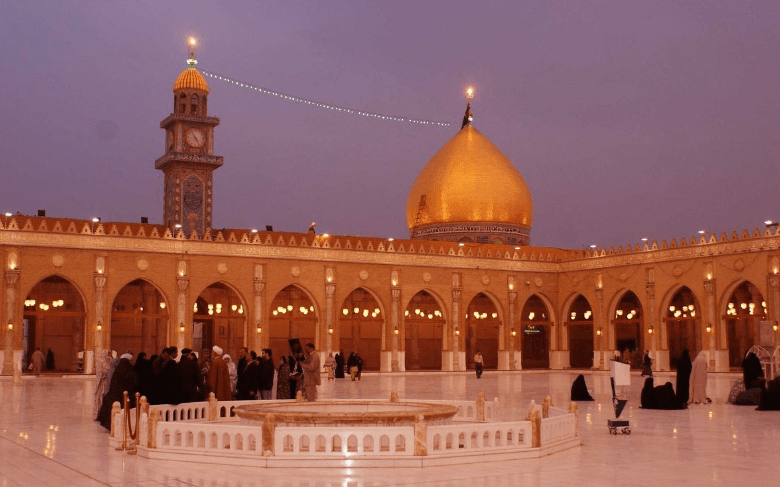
[2,1,779,249]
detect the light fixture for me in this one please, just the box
[179,323,185,333]
[774,324,778,332]
[669,306,675,312]
[96,321,102,332]
[394,325,399,335]
[251,228,258,233]
[7,320,13,330]
[698,230,705,234]
[256,324,262,333]
[232,304,238,311]
[596,327,602,336]
[455,327,460,336]
[528,312,535,320]
[511,328,517,337]
[589,245,597,249]
[458,243,465,247]
[342,308,348,315]
[648,326,654,335]
[328,325,333,334]
[641,238,648,242]
[706,324,712,333]
[159,302,166,309]
[388,238,394,242]
[287,305,293,311]
[175,223,182,229]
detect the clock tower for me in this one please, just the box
[155,47,222,237]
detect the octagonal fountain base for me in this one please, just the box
[119,395,581,468]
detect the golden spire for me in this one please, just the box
[461,86,474,129]
[173,36,209,93]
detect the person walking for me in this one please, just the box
[641,350,653,377]
[301,343,321,402]
[207,345,232,401]
[324,352,336,382]
[30,347,45,375]
[474,350,484,379]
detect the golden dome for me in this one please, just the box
[173,66,209,93]
[406,125,533,234]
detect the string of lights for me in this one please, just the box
[199,68,451,127]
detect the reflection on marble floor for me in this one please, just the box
[1,370,777,486]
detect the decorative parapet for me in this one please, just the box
[2,215,779,272]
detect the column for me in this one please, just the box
[176,278,188,351]
[93,271,107,371]
[508,287,517,370]
[253,264,265,351]
[452,288,461,371]
[3,268,20,375]
[770,275,779,349]
[646,282,661,369]
[595,288,604,370]
[324,267,335,355]
[391,287,400,371]
[703,279,718,369]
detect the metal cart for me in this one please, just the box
[608,359,631,435]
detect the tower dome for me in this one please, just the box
[173,55,209,93]
[406,97,533,245]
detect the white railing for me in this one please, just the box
[154,420,264,456]
[426,421,531,454]
[418,398,500,421]
[111,395,578,466]
[274,426,415,456]
[540,407,576,445]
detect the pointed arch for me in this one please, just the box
[463,291,503,370]
[267,284,320,364]
[519,293,555,369]
[607,289,644,367]
[22,274,87,372]
[660,284,703,368]
[109,278,171,356]
[403,288,447,370]
[719,279,767,368]
[193,281,248,361]
[337,286,386,371]
[562,293,595,368]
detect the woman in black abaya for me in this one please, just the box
[570,374,594,401]
[675,349,692,407]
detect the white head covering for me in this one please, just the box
[212,345,223,356]
[120,353,133,360]
[223,354,231,362]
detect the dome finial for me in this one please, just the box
[461,86,474,129]
[187,36,198,69]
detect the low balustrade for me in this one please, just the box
[110,392,579,466]
[426,421,532,454]
[275,426,415,456]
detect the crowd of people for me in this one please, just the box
[640,349,709,409]
[93,342,329,430]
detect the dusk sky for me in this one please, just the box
[2,1,779,249]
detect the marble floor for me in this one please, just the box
[1,370,777,486]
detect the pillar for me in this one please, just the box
[391,287,400,371]
[324,267,335,358]
[770,274,780,349]
[451,273,462,371]
[3,268,20,375]
[704,279,720,369]
[646,281,663,370]
[507,283,517,371]
[176,259,188,351]
[595,287,605,370]
[253,264,265,350]
[93,266,107,373]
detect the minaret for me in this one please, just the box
[155,37,223,236]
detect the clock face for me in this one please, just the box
[185,128,205,148]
